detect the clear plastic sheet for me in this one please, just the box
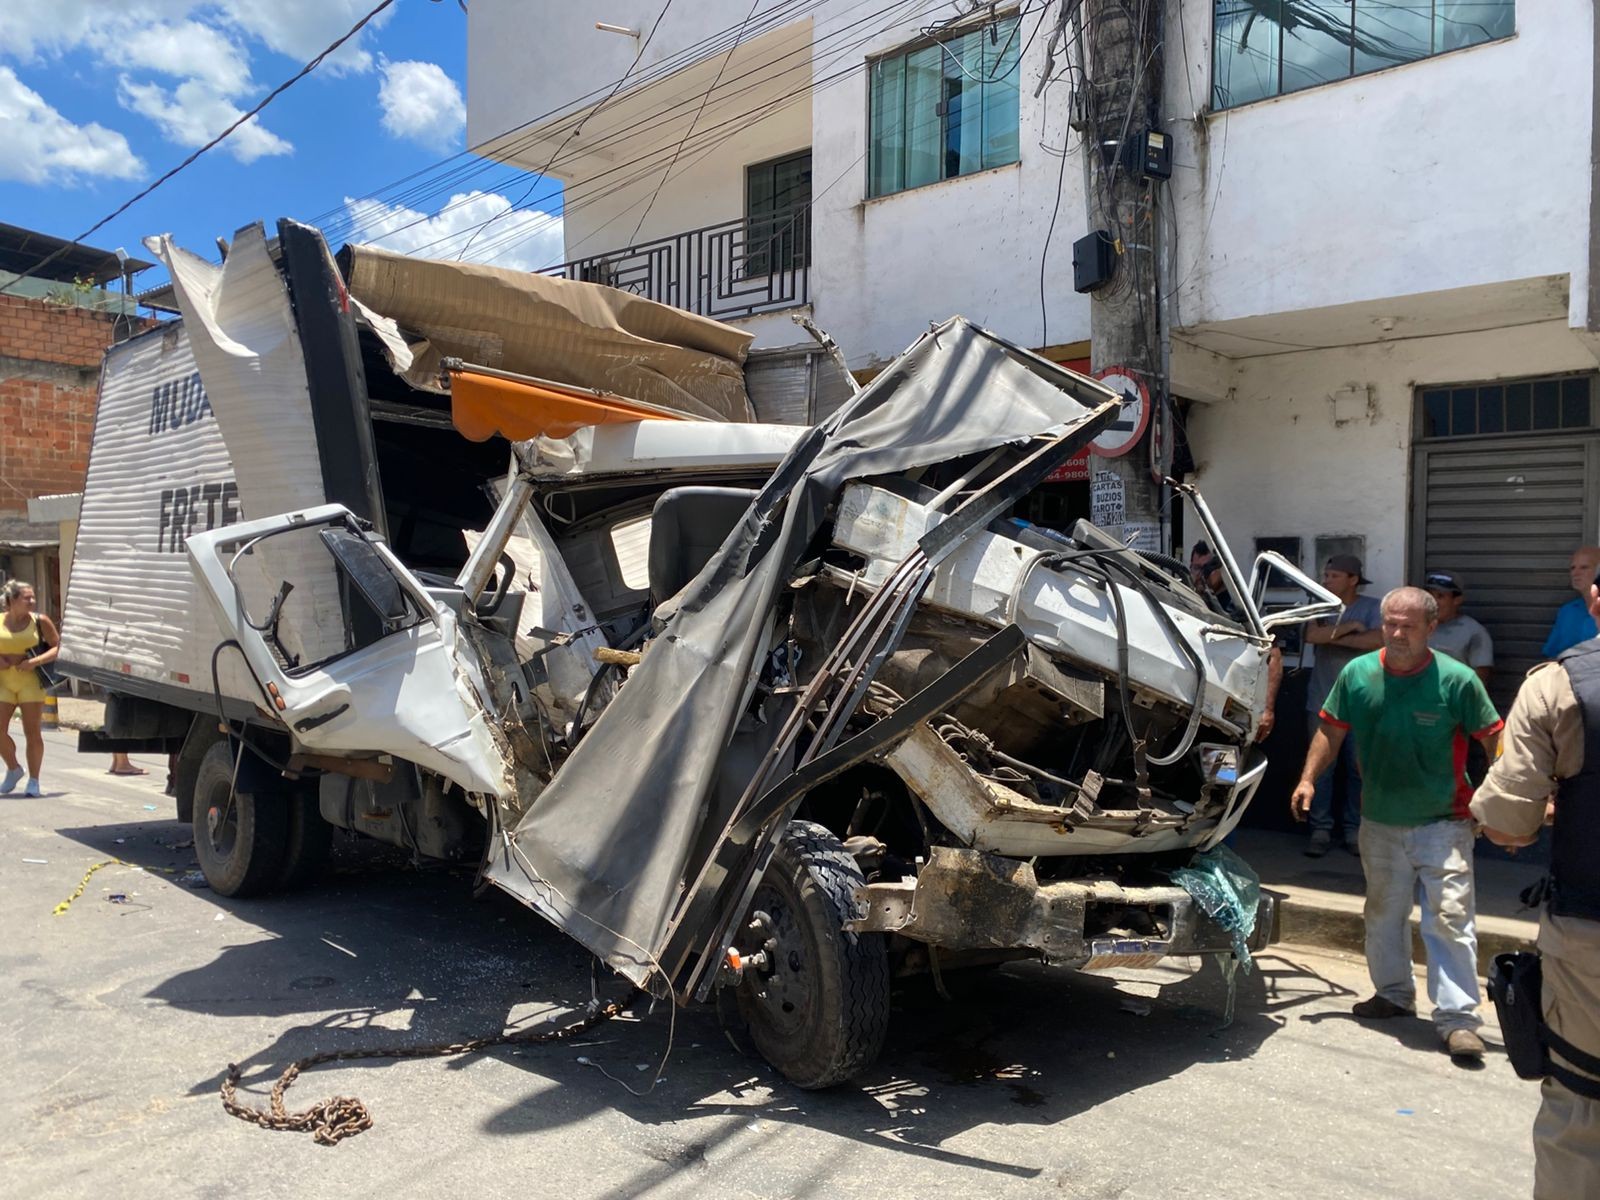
[1171,844,1261,972]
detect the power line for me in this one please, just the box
[0,0,399,296]
[418,0,966,266]
[627,0,764,245]
[313,0,837,247]
[358,0,933,267]
[331,0,921,260]
[454,0,679,261]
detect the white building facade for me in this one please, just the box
[468,0,1597,698]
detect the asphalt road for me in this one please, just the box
[2,730,1542,1200]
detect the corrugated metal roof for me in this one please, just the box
[0,222,155,285]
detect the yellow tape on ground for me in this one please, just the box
[52,858,179,916]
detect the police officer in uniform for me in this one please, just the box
[1472,568,1600,1199]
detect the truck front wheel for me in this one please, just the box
[734,821,890,1089]
[192,741,289,897]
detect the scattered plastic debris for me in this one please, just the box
[320,936,358,958]
[1170,845,1261,971]
[214,912,227,921]
[1106,1051,1116,1059]
[113,838,126,845]
[108,893,128,904]
[1396,1109,1415,1116]
[178,870,209,889]
[22,858,46,865]
[141,804,158,812]
[1119,997,1153,1017]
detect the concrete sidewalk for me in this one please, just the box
[1234,826,1542,972]
[50,692,1541,968]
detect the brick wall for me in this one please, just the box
[0,293,129,368]
[0,294,149,513]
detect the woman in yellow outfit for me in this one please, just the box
[0,579,59,797]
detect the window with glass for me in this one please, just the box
[868,15,1021,199]
[1212,1,1514,110]
[1416,374,1595,439]
[745,150,812,276]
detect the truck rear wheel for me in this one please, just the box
[192,742,289,897]
[735,821,890,1089]
[172,718,224,826]
[276,788,332,891]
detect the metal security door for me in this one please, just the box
[1411,434,1600,710]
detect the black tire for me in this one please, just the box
[172,719,224,826]
[191,742,289,897]
[734,820,890,1089]
[276,787,332,891]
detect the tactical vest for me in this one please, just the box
[1555,639,1600,921]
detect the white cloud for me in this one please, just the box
[0,66,144,185]
[378,60,464,152]
[216,0,396,74]
[343,192,566,273]
[120,19,253,95]
[0,1,401,160]
[119,76,292,163]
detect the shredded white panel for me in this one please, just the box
[150,225,343,667]
[61,323,259,701]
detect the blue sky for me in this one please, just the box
[0,0,566,291]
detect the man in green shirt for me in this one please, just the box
[1291,586,1503,1061]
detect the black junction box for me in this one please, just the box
[1125,129,1173,180]
[1072,230,1116,294]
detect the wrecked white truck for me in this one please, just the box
[62,220,1340,1089]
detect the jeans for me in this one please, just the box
[1305,711,1361,839]
[1358,818,1482,1035]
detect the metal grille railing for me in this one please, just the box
[545,205,810,321]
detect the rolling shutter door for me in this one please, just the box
[744,346,856,425]
[745,351,813,424]
[1413,435,1599,710]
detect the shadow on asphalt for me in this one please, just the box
[57,817,1357,1186]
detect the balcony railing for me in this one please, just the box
[545,205,809,322]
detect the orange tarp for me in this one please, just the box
[449,369,687,442]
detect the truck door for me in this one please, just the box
[186,504,514,801]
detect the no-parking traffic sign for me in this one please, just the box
[1089,366,1150,458]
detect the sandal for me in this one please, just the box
[108,767,149,776]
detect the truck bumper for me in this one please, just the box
[849,845,1279,967]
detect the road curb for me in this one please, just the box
[1277,893,1536,975]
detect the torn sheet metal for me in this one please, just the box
[147,223,346,672]
[486,318,1121,988]
[186,505,516,803]
[339,242,756,423]
[832,482,1265,726]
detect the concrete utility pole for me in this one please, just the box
[1081,0,1166,553]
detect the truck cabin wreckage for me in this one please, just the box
[72,222,1342,1088]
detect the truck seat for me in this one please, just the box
[647,487,759,609]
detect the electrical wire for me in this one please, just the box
[467,0,1050,269]
[315,0,906,253]
[627,0,764,245]
[454,0,679,261]
[414,0,945,265]
[0,0,399,296]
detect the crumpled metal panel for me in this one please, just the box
[485,319,1120,988]
[848,844,1279,963]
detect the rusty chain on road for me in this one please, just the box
[220,990,639,1145]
